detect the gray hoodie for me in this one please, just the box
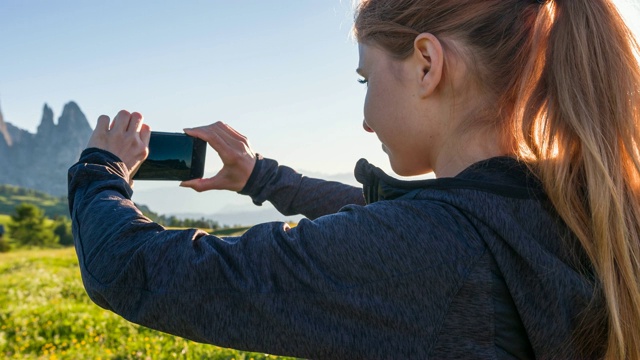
[68,148,605,359]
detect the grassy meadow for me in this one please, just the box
[0,248,300,360]
[0,214,12,226]
[0,214,13,244]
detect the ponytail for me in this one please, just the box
[518,1,640,358]
[354,0,640,357]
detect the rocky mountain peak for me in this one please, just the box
[58,101,91,132]
[36,104,55,135]
[0,101,93,196]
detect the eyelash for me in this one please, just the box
[357,78,368,85]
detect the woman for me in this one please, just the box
[68,0,640,358]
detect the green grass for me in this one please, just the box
[0,215,12,246]
[0,248,300,359]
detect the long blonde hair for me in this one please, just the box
[354,0,640,358]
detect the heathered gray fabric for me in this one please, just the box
[239,154,366,219]
[68,148,605,359]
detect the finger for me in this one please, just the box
[111,110,132,133]
[96,115,111,132]
[140,124,151,146]
[129,112,144,133]
[186,121,229,134]
[184,121,223,139]
[211,122,244,142]
[208,131,242,162]
[185,125,232,157]
[183,126,203,139]
[220,122,248,143]
[87,115,111,148]
[210,123,252,153]
[215,123,245,145]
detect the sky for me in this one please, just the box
[1,0,639,216]
[0,0,384,178]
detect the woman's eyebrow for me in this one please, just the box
[356,68,365,76]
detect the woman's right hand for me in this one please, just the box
[86,110,151,187]
[180,122,257,192]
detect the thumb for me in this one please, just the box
[180,176,224,192]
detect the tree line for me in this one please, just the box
[152,215,221,230]
[0,184,63,200]
[0,203,72,252]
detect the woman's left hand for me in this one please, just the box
[180,122,256,192]
[86,110,151,185]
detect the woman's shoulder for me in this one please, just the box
[355,156,544,204]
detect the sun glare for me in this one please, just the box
[613,1,640,47]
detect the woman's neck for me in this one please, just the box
[432,126,511,178]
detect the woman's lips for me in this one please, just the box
[362,120,374,133]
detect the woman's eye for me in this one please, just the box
[357,78,368,85]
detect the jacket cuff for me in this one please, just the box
[70,147,133,196]
[238,154,280,206]
[80,147,123,164]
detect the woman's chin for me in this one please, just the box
[388,157,412,177]
[388,155,432,177]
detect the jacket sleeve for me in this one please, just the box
[68,148,487,358]
[239,155,365,219]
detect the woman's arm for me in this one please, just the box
[181,122,365,219]
[238,155,365,219]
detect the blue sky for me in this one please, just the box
[1,0,389,180]
[1,0,639,203]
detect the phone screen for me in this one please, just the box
[134,132,206,181]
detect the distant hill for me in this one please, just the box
[0,101,92,196]
[0,184,69,218]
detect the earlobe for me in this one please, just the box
[413,33,444,98]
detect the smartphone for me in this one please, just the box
[133,132,207,181]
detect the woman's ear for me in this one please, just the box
[413,33,444,98]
